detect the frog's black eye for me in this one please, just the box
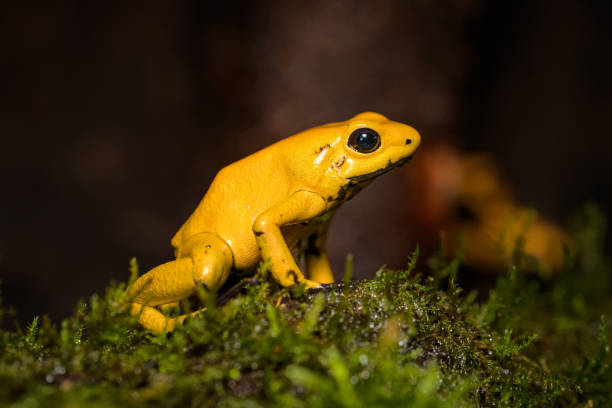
[347,128,381,153]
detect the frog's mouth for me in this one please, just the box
[347,154,414,183]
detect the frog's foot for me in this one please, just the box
[130,303,209,333]
[127,233,233,332]
[130,303,197,333]
[159,301,179,312]
[302,279,322,289]
[253,190,328,289]
[307,256,334,284]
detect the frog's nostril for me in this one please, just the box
[405,139,412,145]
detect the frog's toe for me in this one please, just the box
[159,301,180,312]
[131,303,177,333]
[131,302,205,333]
[302,279,322,289]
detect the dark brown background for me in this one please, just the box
[1,1,611,323]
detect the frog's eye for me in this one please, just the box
[347,128,381,153]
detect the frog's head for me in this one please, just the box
[331,112,421,183]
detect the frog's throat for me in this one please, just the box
[347,154,414,183]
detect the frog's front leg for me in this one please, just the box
[305,219,335,284]
[253,190,327,289]
[128,233,232,332]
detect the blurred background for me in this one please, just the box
[1,0,611,323]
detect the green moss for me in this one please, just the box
[0,204,611,407]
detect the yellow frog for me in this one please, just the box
[129,112,421,332]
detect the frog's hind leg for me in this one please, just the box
[128,233,233,332]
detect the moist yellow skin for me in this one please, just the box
[129,112,421,332]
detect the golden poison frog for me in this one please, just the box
[129,112,421,332]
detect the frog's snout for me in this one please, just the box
[404,125,421,152]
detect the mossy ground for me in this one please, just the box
[1,204,611,407]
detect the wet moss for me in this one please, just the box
[0,204,611,407]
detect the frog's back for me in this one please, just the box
[171,123,348,268]
[171,144,295,268]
